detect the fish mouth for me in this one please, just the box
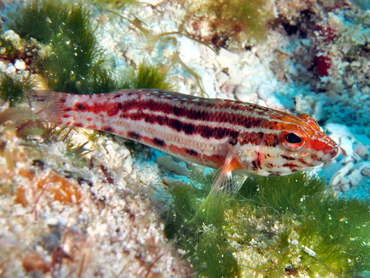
[329,146,339,158]
[319,143,339,163]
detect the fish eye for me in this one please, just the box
[279,129,307,152]
[286,133,302,144]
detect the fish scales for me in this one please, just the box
[31,89,338,190]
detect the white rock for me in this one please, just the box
[216,71,229,84]
[354,142,369,158]
[340,183,351,193]
[46,217,60,227]
[3,30,20,45]
[201,70,217,98]
[312,100,325,122]
[257,83,288,110]
[361,166,370,177]
[348,169,363,187]
[123,155,133,174]
[339,136,353,156]
[216,48,242,84]
[221,83,234,96]
[0,61,7,72]
[235,86,258,103]
[325,123,353,147]
[330,162,354,187]
[5,64,16,75]
[216,48,240,69]
[178,37,201,63]
[14,59,26,70]
[325,123,353,137]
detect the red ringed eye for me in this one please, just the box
[279,129,307,152]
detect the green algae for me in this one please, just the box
[8,0,173,97]
[0,74,27,107]
[121,60,175,91]
[185,0,274,47]
[164,171,370,277]
[10,0,116,95]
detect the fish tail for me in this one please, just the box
[28,91,67,124]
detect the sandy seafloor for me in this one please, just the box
[0,0,370,277]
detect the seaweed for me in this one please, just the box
[184,0,274,48]
[10,0,117,95]
[164,173,239,277]
[120,60,175,91]
[9,0,174,95]
[0,35,18,60]
[164,171,370,277]
[0,74,33,107]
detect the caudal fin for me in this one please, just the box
[27,91,66,124]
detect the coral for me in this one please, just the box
[1,0,369,276]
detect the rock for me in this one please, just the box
[178,36,201,63]
[348,169,362,187]
[216,48,242,84]
[257,83,288,110]
[221,83,234,96]
[312,100,325,122]
[14,59,26,71]
[340,183,351,193]
[330,162,354,187]
[235,86,258,103]
[361,167,370,177]
[325,123,353,146]
[216,71,229,84]
[5,63,16,75]
[339,136,353,156]
[354,142,369,158]
[3,30,20,45]
[0,60,6,72]
[156,155,190,176]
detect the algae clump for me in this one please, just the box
[185,0,274,48]
[164,171,370,277]
[10,0,116,95]
[8,0,173,96]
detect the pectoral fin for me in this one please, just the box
[210,153,247,195]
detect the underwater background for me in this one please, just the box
[0,0,370,277]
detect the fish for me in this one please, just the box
[30,89,339,192]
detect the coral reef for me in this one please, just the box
[0,0,370,276]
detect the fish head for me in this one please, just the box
[272,113,338,175]
[237,113,338,177]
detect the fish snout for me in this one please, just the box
[322,139,339,161]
